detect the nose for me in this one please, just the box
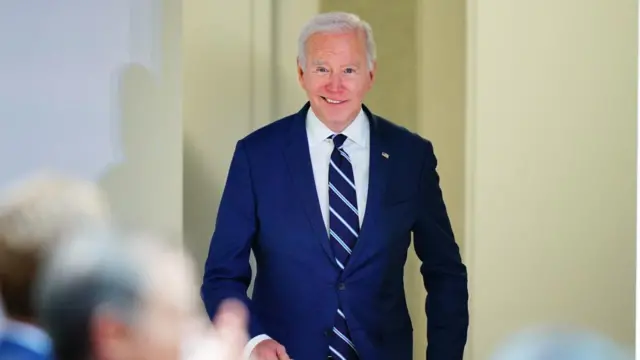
[325,73,342,92]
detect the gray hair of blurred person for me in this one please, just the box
[297,12,377,70]
[490,325,633,360]
[34,230,197,360]
[0,172,110,321]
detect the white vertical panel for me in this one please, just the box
[636,0,640,355]
[273,0,319,118]
[183,0,253,270]
[183,1,281,280]
[250,0,275,129]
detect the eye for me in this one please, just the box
[344,68,356,74]
[315,67,328,73]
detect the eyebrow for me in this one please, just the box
[311,60,361,68]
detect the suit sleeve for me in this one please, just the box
[201,140,265,337]
[412,140,469,360]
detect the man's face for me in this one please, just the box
[133,253,199,360]
[298,30,376,132]
[94,253,200,360]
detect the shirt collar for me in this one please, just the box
[306,107,369,147]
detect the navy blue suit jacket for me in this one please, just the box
[201,103,468,360]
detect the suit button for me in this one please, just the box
[324,329,331,337]
[337,282,346,290]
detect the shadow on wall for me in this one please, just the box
[183,132,259,296]
[182,135,221,274]
[99,63,174,235]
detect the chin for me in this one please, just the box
[310,97,358,124]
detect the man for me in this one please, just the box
[35,230,249,360]
[0,173,111,360]
[201,11,468,360]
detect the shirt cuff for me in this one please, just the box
[243,334,271,360]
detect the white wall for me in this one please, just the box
[462,1,637,358]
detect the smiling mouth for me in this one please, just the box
[321,96,347,104]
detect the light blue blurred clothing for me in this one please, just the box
[490,326,633,360]
[0,298,5,333]
[0,320,51,360]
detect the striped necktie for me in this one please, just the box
[328,133,359,360]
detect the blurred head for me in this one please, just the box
[36,231,201,360]
[297,12,377,132]
[490,325,633,360]
[0,172,110,322]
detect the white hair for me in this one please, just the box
[0,172,110,252]
[0,171,111,320]
[35,230,195,360]
[297,12,377,70]
[490,325,633,360]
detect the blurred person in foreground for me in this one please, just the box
[0,173,111,360]
[201,11,468,360]
[490,326,633,360]
[35,230,249,360]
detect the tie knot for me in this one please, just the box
[331,134,348,148]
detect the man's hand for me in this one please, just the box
[213,299,249,359]
[183,299,249,360]
[251,339,291,360]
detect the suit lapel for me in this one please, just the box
[283,103,334,262]
[345,106,391,275]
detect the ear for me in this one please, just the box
[368,60,377,83]
[297,57,305,87]
[91,313,132,360]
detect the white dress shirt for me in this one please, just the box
[243,107,371,359]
